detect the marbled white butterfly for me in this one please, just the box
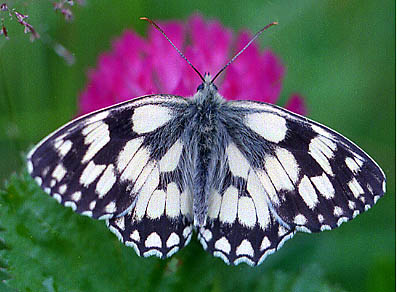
[27,19,386,266]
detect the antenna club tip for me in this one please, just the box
[272,21,279,25]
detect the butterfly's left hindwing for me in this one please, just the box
[27,95,189,221]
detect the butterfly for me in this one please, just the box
[27,19,386,266]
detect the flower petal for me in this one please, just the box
[285,94,307,116]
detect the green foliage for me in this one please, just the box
[0,172,348,291]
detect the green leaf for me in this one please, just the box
[0,171,354,291]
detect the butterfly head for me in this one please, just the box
[196,73,218,94]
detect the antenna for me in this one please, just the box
[140,17,205,83]
[211,21,278,83]
[141,17,278,85]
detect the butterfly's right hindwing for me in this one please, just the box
[27,95,189,220]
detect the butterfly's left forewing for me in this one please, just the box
[27,95,190,221]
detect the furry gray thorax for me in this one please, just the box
[184,78,228,227]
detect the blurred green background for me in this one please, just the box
[0,0,395,291]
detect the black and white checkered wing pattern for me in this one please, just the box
[198,159,295,266]
[199,100,385,266]
[106,137,194,259]
[27,95,189,221]
[230,101,385,232]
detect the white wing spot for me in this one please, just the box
[82,122,110,163]
[364,204,371,211]
[213,251,230,265]
[183,226,192,239]
[180,189,193,218]
[133,161,156,193]
[132,105,173,134]
[58,184,67,195]
[130,230,140,242]
[348,200,356,210]
[147,190,166,219]
[35,177,42,186]
[145,232,162,248]
[275,148,300,183]
[337,217,349,226]
[236,239,254,257]
[52,164,67,182]
[165,182,180,218]
[117,137,144,172]
[237,196,257,228]
[42,167,49,177]
[333,206,343,217]
[311,173,335,199]
[294,214,307,225]
[278,225,289,237]
[85,111,109,124]
[247,171,271,229]
[264,156,294,191]
[81,211,93,217]
[245,112,287,143]
[64,201,77,211]
[96,164,116,198]
[226,143,250,178]
[215,237,231,254]
[27,160,33,173]
[50,179,56,187]
[134,167,160,220]
[208,190,222,219]
[89,200,96,210]
[345,157,361,173]
[308,137,334,176]
[53,193,62,203]
[71,191,82,202]
[202,229,212,242]
[219,186,238,224]
[80,161,106,187]
[298,176,319,209]
[320,225,331,231]
[166,233,180,248]
[311,124,334,139]
[143,249,163,258]
[105,201,116,213]
[120,147,151,182]
[348,177,364,198]
[166,247,180,258]
[159,139,183,172]
[354,156,364,167]
[57,140,73,158]
[260,236,271,251]
[318,214,324,223]
[256,170,280,206]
